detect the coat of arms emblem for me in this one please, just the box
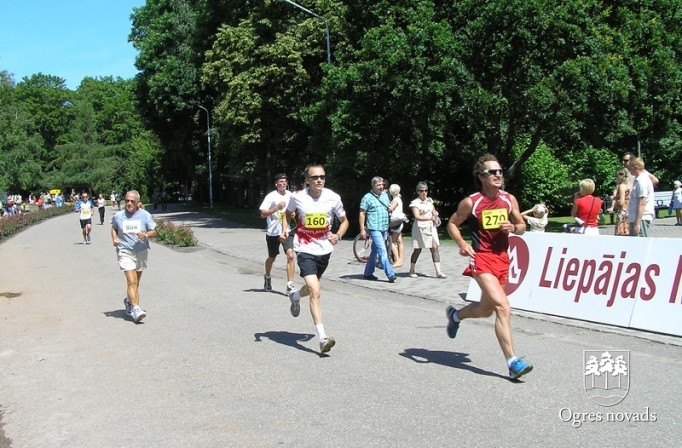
[584,350,630,406]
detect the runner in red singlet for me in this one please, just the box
[445,153,534,380]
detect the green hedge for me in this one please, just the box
[0,206,73,241]
[0,207,198,248]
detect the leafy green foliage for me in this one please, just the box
[154,218,198,246]
[514,141,573,213]
[4,0,682,215]
[0,73,45,192]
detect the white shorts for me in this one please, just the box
[117,248,148,271]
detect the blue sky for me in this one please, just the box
[0,1,145,90]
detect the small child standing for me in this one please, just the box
[521,204,549,232]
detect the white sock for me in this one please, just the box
[452,310,461,323]
[291,291,302,301]
[315,324,327,341]
[287,281,294,287]
[265,274,271,279]
[507,356,519,367]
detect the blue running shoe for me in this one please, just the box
[509,357,533,379]
[445,306,460,339]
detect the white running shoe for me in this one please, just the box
[131,306,146,323]
[320,337,336,353]
[286,283,297,294]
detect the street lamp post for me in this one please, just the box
[281,0,331,64]
[198,105,213,209]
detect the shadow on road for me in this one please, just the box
[399,348,510,380]
[254,330,319,356]
[243,288,288,298]
[103,309,135,322]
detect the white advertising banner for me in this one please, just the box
[466,232,682,337]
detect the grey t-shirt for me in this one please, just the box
[111,208,157,252]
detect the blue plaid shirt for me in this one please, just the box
[360,191,391,231]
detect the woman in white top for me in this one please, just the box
[96,193,107,225]
[388,184,406,268]
[408,182,446,279]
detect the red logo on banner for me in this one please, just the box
[505,235,529,295]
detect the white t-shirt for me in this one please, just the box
[525,215,547,232]
[628,172,655,222]
[390,196,406,221]
[409,197,435,219]
[259,190,292,236]
[287,188,346,255]
[76,200,93,220]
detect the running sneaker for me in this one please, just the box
[289,291,300,318]
[319,337,336,353]
[286,283,297,294]
[86,235,91,244]
[509,357,533,379]
[445,306,460,339]
[123,297,132,316]
[131,306,147,323]
[264,275,272,291]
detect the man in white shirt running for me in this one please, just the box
[259,173,297,293]
[283,164,349,354]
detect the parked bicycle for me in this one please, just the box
[352,233,394,264]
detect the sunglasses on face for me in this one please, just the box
[418,189,428,192]
[622,159,630,163]
[482,169,503,176]
[309,175,326,181]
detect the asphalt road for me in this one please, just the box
[1,206,681,447]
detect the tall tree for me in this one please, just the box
[130,0,202,196]
[317,1,473,209]
[0,71,44,192]
[14,73,74,153]
[202,0,344,204]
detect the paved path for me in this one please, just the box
[1,206,681,447]
[162,206,682,344]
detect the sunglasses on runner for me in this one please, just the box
[482,169,503,176]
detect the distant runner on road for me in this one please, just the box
[259,173,297,294]
[75,191,94,245]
